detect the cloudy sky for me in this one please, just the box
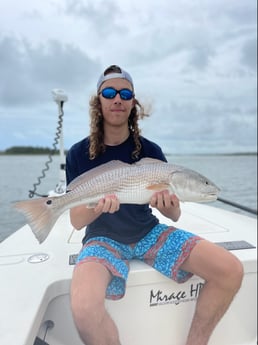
[0,0,257,154]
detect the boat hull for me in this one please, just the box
[37,262,256,345]
[0,203,257,345]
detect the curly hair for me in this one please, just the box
[88,95,149,160]
[88,65,150,160]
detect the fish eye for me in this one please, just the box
[46,200,52,205]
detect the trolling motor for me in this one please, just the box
[28,89,68,198]
[50,89,68,195]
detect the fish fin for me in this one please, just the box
[146,183,170,191]
[86,203,98,209]
[67,158,165,191]
[13,197,61,243]
[67,160,130,190]
[135,157,164,165]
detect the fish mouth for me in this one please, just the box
[196,191,219,202]
[206,186,220,197]
[205,193,219,200]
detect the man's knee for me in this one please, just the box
[71,288,105,326]
[226,256,243,291]
[215,253,244,295]
[70,262,111,330]
[71,293,107,342]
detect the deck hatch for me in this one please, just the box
[215,240,256,251]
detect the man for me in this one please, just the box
[66,65,243,345]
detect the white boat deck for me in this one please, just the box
[0,203,257,345]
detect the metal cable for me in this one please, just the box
[28,101,64,198]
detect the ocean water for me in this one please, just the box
[0,154,257,242]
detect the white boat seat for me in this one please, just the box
[68,240,255,266]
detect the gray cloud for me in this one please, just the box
[64,0,122,35]
[0,36,100,106]
[241,38,257,71]
[0,0,256,153]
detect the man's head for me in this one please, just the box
[89,65,148,160]
[97,65,134,92]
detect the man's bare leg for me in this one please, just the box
[71,262,121,345]
[181,240,243,345]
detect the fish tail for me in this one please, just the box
[13,197,61,243]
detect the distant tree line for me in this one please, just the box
[0,146,256,156]
[2,146,61,155]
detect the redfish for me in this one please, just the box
[14,158,220,243]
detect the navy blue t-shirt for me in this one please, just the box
[66,134,167,244]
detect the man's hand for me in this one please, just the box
[150,190,181,221]
[94,194,120,214]
[70,195,120,230]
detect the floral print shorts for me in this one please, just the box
[76,224,202,300]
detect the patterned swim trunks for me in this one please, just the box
[76,224,202,300]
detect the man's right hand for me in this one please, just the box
[94,194,120,214]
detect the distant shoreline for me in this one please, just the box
[0,146,67,155]
[165,152,257,156]
[0,146,256,156]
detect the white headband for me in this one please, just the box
[97,69,134,91]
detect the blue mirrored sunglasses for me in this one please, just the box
[99,87,134,100]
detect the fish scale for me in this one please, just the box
[66,162,168,205]
[14,157,220,243]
